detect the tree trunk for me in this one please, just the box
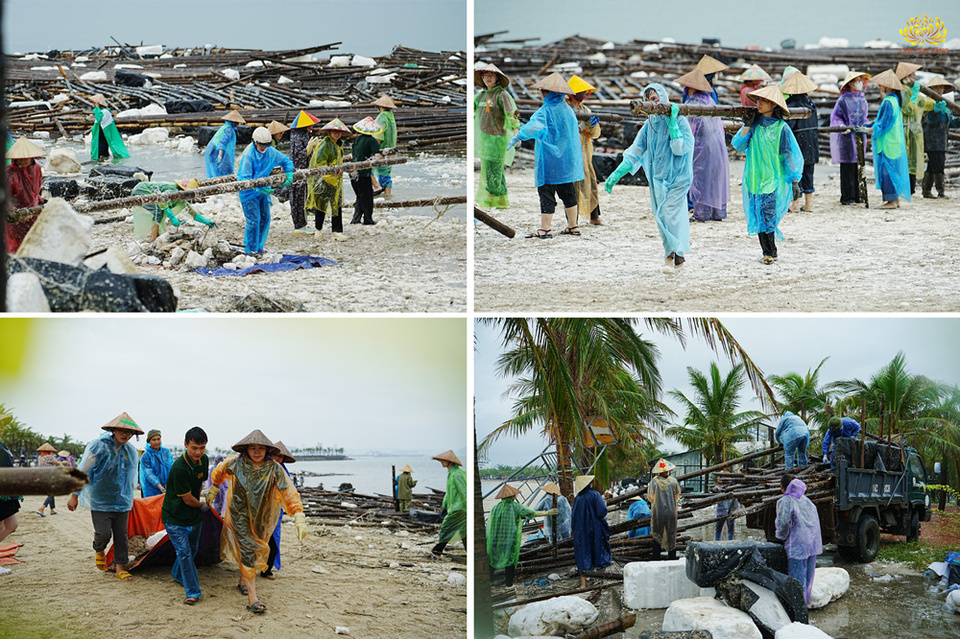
[939,457,948,511]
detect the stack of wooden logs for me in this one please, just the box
[299,485,444,531]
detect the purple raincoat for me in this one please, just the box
[775,479,822,559]
[687,91,729,220]
[829,89,869,164]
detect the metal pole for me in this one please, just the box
[392,465,399,512]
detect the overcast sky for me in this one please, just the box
[475,317,960,467]
[1,318,466,456]
[5,0,466,56]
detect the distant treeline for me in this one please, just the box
[479,464,550,480]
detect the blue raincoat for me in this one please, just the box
[621,84,694,258]
[731,116,804,239]
[75,431,139,512]
[571,487,611,572]
[204,121,238,177]
[821,417,861,462]
[872,93,911,201]
[536,495,572,542]
[775,411,809,447]
[139,445,174,498]
[236,144,294,202]
[514,91,584,187]
[627,498,651,538]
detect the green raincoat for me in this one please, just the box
[474,85,519,209]
[306,135,344,218]
[486,497,536,570]
[437,465,467,544]
[900,85,935,177]
[90,106,130,161]
[397,471,417,511]
[374,110,397,184]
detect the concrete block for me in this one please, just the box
[662,597,761,639]
[16,198,93,265]
[5,272,50,312]
[808,568,849,609]
[507,596,598,637]
[625,559,701,610]
[775,621,834,639]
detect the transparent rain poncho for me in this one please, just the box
[775,478,822,559]
[731,116,803,239]
[569,100,601,218]
[571,487,611,572]
[236,144,294,203]
[829,88,869,164]
[621,83,694,257]
[536,494,572,541]
[486,497,537,569]
[210,454,304,580]
[514,91,584,187]
[474,85,519,208]
[686,90,729,220]
[647,475,680,550]
[872,93,911,200]
[900,85,935,176]
[627,498,651,538]
[90,106,129,161]
[437,465,467,544]
[75,431,139,512]
[138,444,174,498]
[775,411,809,446]
[306,135,344,218]
[130,182,188,240]
[204,121,238,178]
[374,110,397,184]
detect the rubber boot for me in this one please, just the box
[922,173,934,198]
[936,174,949,198]
[192,213,215,227]
[315,211,325,231]
[909,174,916,195]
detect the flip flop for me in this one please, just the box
[95,552,107,571]
[115,569,133,581]
[237,584,249,595]
[246,600,267,614]
[184,597,199,605]
[424,551,443,561]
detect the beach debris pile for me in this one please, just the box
[299,485,446,532]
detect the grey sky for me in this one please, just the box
[475,318,960,467]
[2,318,466,456]
[6,0,466,56]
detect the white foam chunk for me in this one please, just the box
[743,581,791,633]
[775,621,835,638]
[808,567,850,609]
[662,597,762,639]
[6,272,51,312]
[17,198,94,265]
[508,596,598,637]
[624,559,701,610]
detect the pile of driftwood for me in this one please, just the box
[299,485,445,531]
[475,34,960,179]
[5,42,465,151]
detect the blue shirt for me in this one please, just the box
[236,144,294,203]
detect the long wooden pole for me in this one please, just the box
[0,467,88,496]
[919,85,960,116]
[571,614,637,639]
[630,100,812,120]
[474,207,516,238]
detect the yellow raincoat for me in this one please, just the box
[900,87,935,178]
[306,135,344,219]
[211,454,304,579]
[569,100,601,218]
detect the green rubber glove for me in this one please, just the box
[668,103,681,139]
[604,161,631,193]
[283,171,294,185]
[193,213,215,227]
[163,208,180,227]
[935,100,948,114]
[910,82,920,104]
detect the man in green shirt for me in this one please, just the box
[161,427,209,605]
[349,116,383,225]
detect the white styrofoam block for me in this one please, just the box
[662,597,762,639]
[809,567,850,609]
[507,596,598,637]
[5,272,50,312]
[743,581,791,634]
[775,621,835,639]
[945,589,960,614]
[624,559,701,610]
[16,198,94,265]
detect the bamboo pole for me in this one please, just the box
[630,100,812,120]
[474,207,516,238]
[491,581,620,609]
[517,109,624,123]
[571,614,637,639]
[0,467,88,496]
[919,85,960,116]
[347,195,466,209]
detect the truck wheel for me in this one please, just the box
[837,544,858,562]
[906,510,920,543]
[856,514,880,563]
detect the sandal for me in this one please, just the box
[237,584,249,595]
[524,229,552,239]
[246,601,267,614]
[184,597,199,606]
[424,551,443,561]
[560,227,581,236]
[115,569,133,581]
[759,256,775,265]
[95,552,107,571]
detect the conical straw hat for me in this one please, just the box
[373,95,398,109]
[568,75,597,95]
[222,110,246,124]
[321,118,351,133]
[273,440,296,464]
[696,54,729,75]
[432,450,462,466]
[101,412,144,435]
[839,71,871,89]
[926,75,955,90]
[531,72,574,95]
[872,69,904,91]
[573,475,595,495]
[541,482,561,496]
[90,94,108,107]
[653,458,677,473]
[266,120,289,135]
[474,63,510,88]
[749,85,790,113]
[780,70,818,95]
[895,61,922,80]
[58,450,70,458]
[231,429,279,455]
[495,484,521,499]
[353,116,384,136]
[7,137,46,159]
[677,68,714,93]
[176,178,199,191]
[290,110,320,129]
[738,64,770,82]
[399,465,413,473]
[36,442,57,453]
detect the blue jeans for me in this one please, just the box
[784,434,809,471]
[240,192,272,253]
[714,517,735,541]
[788,555,817,606]
[166,522,202,599]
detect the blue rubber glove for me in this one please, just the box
[283,171,294,185]
[604,161,631,193]
[508,135,521,149]
[588,116,600,127]
[668,103,681,139]
[910,81,920,104]
[935,100,948,114]
[162,207,180,227]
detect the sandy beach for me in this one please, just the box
[0,503,466,639]
[474,161,960,313]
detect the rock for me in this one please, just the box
[42,177,80,200]
[945,589,960,614]
[311,566,328,574]
[6,272,51,312]
[625,559,701,610]
[129,127,169,145]
[83,245,140,274]
[808,568,849,609]
[446,573,466,588]
[507,596,599,637]
[547,573,562,581]
[742,581,792,635]
[45,148,82,175]
[183,250,208,269]
[334,626,349,634]
[169,247,186,266]
[662,597,761,639]
[638,632,713,639]
[775,621,834,638]
[16,198,94,265]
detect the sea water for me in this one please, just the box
[291,454,453,497]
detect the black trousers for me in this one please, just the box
[928,150,946,175]
[799,162,815,194]
[758,232,778,258]
[492,563,517,587]
[839,163,860,204]
[310,206,344,232]
[651,539,677,561]
[350,177,374,224]
[262,534,278,575]
[589,203,601,221]
[537,182,577,215]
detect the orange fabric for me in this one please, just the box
[0,542,23,565]
[104,494,164,566]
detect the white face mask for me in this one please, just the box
[851,80,864,92]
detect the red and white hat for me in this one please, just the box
[653,458,676,473]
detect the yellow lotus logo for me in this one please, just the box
[901,15,947,46]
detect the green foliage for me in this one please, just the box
[876,539,945,572]
[768,357,833,430]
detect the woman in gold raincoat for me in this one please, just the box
[305,118,351,234]
[566,75,602,224]
[646,458,681,560]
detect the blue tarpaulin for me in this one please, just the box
[195,254,340,277]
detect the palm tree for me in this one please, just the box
[768,357,833,430]
[913,385,960,510]
[666,362,767,465]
